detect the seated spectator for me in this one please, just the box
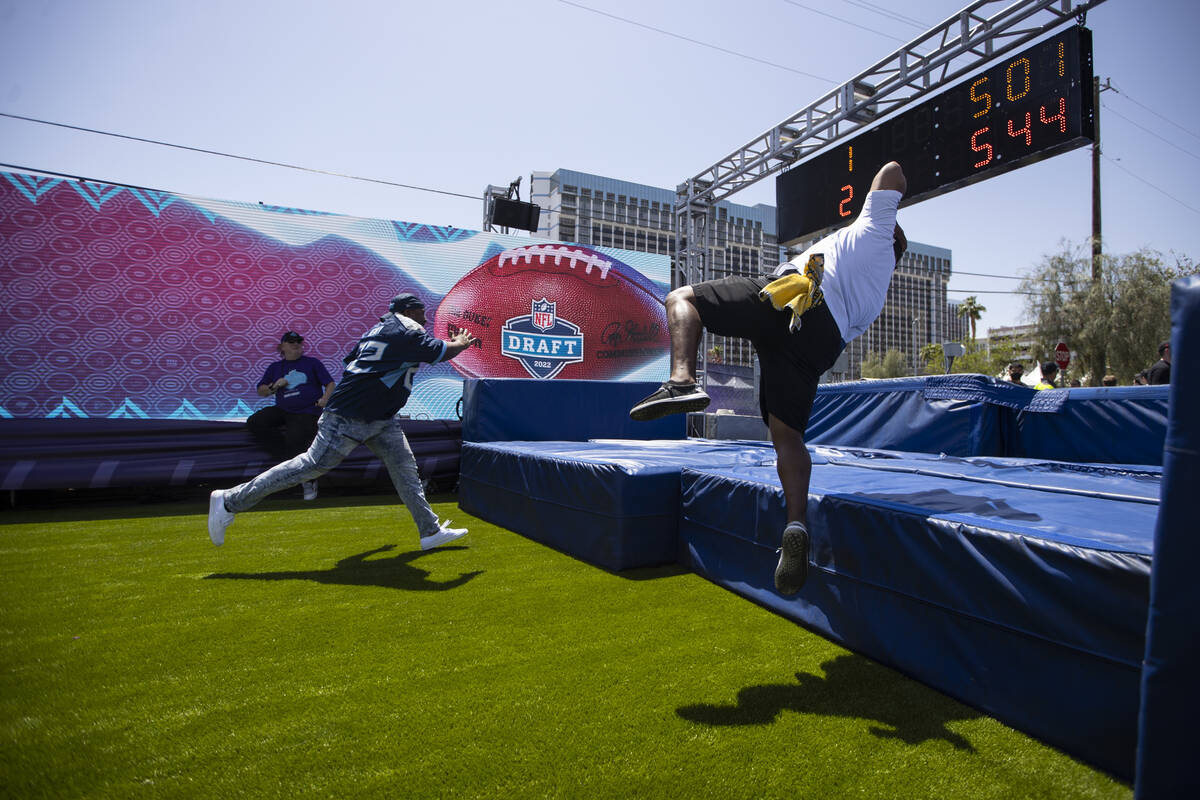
[1102,375,1117,386]
[246,331,335,500]
[1006,362,1025,384]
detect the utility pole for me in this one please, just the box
[1090,77,1114,384]
[1091,76,1102,281]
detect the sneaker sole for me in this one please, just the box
[629,393,711,422]
[774,525,810,596]
[420,529,468,550]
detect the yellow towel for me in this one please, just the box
[759,254,825,332]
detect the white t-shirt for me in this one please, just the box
[773,189,902,342]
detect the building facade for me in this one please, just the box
[529,168,781,272]
[527,168,965,381]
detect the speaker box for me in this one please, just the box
[491,198,541,232]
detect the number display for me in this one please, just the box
[777,26,1094,244]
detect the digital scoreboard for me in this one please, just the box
[776,26,1094,245]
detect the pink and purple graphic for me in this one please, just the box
[0,171,670,421]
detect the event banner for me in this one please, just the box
[0,171,670,421]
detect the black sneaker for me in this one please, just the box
[629,381,711,421]
[774,522,810,596]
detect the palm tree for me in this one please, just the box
[956,295,987,341]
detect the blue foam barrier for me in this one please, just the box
[458,439,774,570]
[679,447,1158,779]
[808,375,1168,465]
[1136,274,1200,799]
[461,378,685,443]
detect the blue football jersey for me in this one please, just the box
[324,314,448,421]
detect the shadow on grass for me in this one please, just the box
[205,544,482,591]
[677,653,979,751]
[611,562,692,581]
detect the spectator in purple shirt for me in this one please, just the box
[246,331,335,500]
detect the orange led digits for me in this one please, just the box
[773,26,1091,243]
[1007,58,1031,102]
[1008,113,1032,146]
[1041,96,1067,133]
[970,77,991,119]
[971,128,993,168]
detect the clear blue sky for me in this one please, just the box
[2,0,1197,331]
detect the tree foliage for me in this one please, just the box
[922,338,1018,377]
[860,349,910,379]
[1020,243,1195,385]
[955,295,987,341]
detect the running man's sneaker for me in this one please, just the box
[207,490,235,547]
[774,521,810,596]
[302,480,318,501]
[420,519,469,551]
[629,381,711,421]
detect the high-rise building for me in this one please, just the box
[529,168,780,272]
[527,168,965,380]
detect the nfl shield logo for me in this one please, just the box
[531,298,556,331]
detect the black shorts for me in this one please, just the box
[692,275,845,433]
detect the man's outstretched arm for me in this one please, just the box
[870,161,906,195]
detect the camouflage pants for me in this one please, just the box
[223,411,440,536]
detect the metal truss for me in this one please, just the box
[673,0,1109,290]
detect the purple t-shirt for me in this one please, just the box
[258,355,334,415]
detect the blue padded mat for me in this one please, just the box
[1138,274,1200,798]
[460,436,1157,775]
[459,438,775,570]
[462,378,686,442]
[808,375,1169,465]
[809,377,1002,456]
[679,447,1158,779]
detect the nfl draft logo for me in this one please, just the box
[501,298,584,379]
[532,299,556,331]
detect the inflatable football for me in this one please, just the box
[434,244,668,380]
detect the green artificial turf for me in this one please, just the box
[1,494,1131,799]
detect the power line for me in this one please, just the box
[782,0,907,42]
[836,0,929,29]
[1102,102,1200,164]
[947,288,1041,295]
[953,270,1022,279]
[0,111,481,201]
[1101,154,1200,216]
[557,0,837,83]
[1109,85,1200,143]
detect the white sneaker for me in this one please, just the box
[207,490,234,546]
[419,519,468,550]
[302,480,318,501]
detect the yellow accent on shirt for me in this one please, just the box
[760,254,825,332]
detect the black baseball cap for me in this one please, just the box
[280,331,304,343]
[388,293,425,313]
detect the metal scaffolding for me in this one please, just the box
[673,0,1108,290]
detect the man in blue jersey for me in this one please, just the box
[207,293,478,550]
[629,161,907,597]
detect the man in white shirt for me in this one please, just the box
[630,161,907,596]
